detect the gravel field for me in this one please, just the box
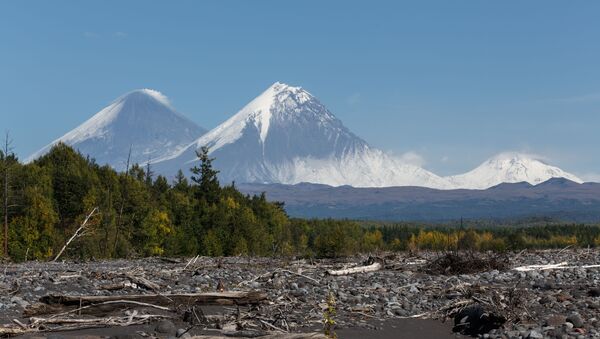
[0,250,599,338]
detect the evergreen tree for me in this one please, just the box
[190,146,220,204]
[173,169,189,192]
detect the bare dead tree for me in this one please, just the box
[53,207,99,262]
[144,155,153,186]
[2,132,13,258]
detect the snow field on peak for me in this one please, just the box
[446,152,583,189]
[27,88,206,170]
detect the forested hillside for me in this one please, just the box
[1,143,600,262]
[2,143,292,260]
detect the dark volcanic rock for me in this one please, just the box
[566,313,584,328]
[452,304,505,336]
[155,320,176,334]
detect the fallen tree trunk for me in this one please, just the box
[2,314,172,336]
[513,262,600,272]
[25,291,267,316]
[0,326,29,336]
[327,262,382,276]
[40,291,266,306]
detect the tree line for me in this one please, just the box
[1,142,599,261]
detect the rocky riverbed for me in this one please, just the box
[0,249,599,338]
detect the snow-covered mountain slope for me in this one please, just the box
[154,82,451,188]
[446,153,583,189]
[28,85,582,190]
[27,89,206,170]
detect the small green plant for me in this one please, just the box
[323,290,337,339]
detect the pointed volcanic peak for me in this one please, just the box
[154,82,451,188]
[447,152,583,189]
[191,81,350,157]
[27,89,206,170]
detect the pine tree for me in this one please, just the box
[190,146,220,204]
[173,169,189,191]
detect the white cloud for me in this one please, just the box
[114,31,128,38]
[396,151,426,167]
[493,151,550,163]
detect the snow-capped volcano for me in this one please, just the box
[154,82,451,188]
[446,152,583,189]
[27,89,206,170]
[28,85,583,190]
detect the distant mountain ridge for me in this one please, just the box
[238,178,600,222]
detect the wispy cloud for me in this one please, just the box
[496,151,550,162]
[579,173,600,183]
[554,92,600,103]
[83,31,99,39]
[396,151,426,167]
[114,31,128,38]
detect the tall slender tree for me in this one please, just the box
[144,156,154,186]
[2,132,13,257]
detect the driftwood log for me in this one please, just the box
[40,291,266,306]
[0,314,171,336]
[0,326,28,336]
[25,291,267,317]
[327,262,382,276]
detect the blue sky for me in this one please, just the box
[1,1,599,179]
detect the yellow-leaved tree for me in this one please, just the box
[140,210,172,256]
[9,186,57,260]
